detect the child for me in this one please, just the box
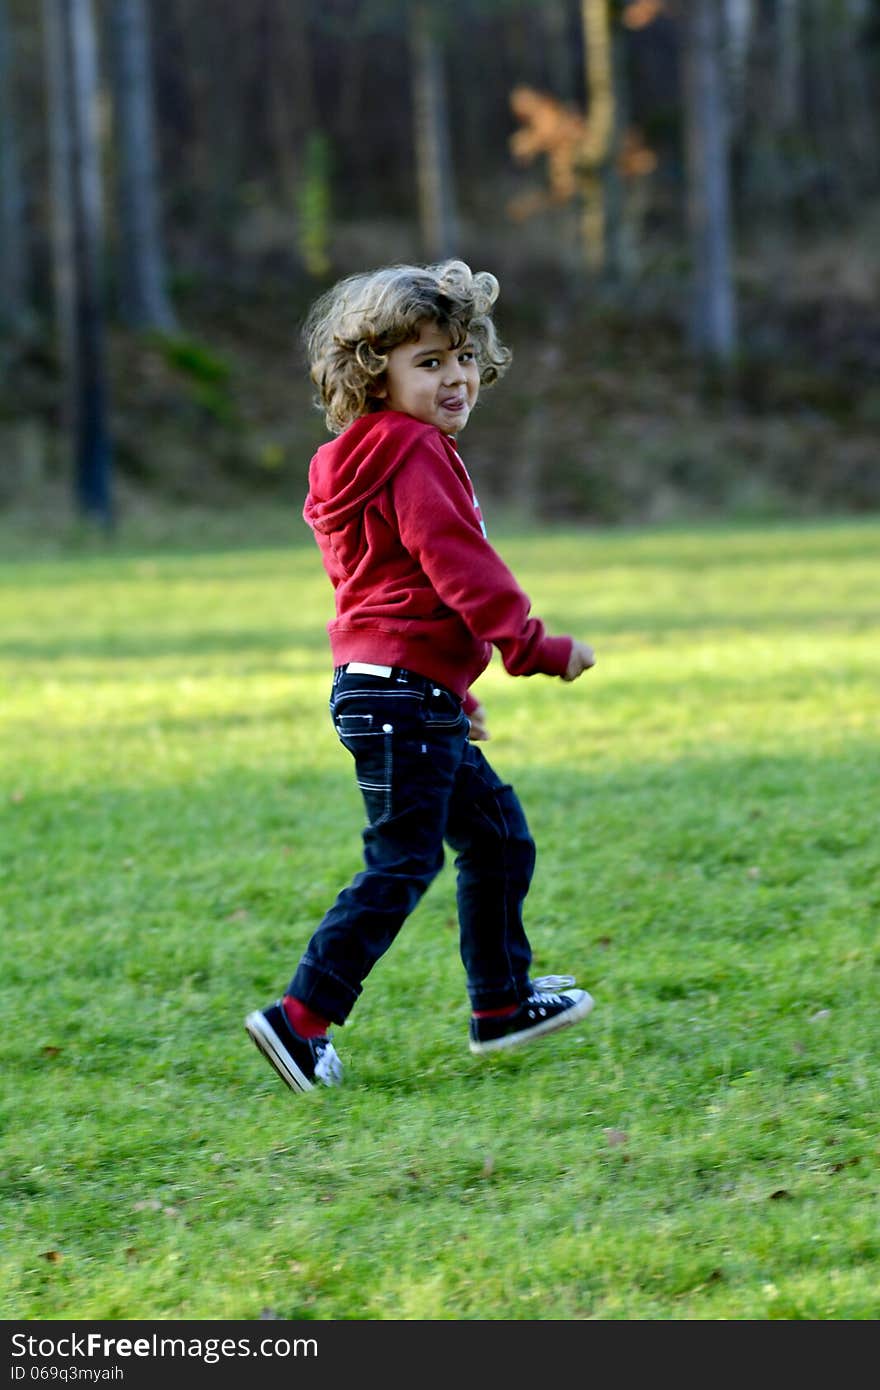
[246,259,596,1093]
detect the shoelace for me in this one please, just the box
[528,974,576,1004]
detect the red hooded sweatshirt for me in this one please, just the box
[303,410,573,713]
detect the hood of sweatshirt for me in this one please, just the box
[304,411,437,535]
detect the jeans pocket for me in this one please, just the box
[336,712,374,737]
[420,686,468,731]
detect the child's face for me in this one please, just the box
[375,321,480,435]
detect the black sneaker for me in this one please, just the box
[469,975,594,1056]
[245,1002,343,1093]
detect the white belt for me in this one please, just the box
[346,662,393,677]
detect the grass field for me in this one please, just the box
[1,513,878,1321]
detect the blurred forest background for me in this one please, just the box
[1,0,879,532]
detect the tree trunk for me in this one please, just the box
[409,4,459,262]
[0,0,28,330]
[723,0,753,141]
[776,0,801,133]
[801,0,867,214]
[605,14,630,282]
[108,0,176,330]
[542,0,579,103]
[43,0,113,525]
[822,0,876,197]
[681,0,737,363]
[578,0,614,274]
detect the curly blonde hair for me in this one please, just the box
[302,259,512,434]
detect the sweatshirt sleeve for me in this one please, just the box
[388,440,573,679]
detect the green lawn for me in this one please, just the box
[1,515,878,1320]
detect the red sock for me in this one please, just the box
[283,995,331,1038]
[472,1003,518,1019]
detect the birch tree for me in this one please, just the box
[43,0,113,524]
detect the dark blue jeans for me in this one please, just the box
[288,666,536,1025]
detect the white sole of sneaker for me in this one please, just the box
[245,1011,314,1092]
[469,991,595,1056]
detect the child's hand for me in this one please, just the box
[467,702,491,741]
[562,640,596,682]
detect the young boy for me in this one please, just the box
[246,259,596,1094]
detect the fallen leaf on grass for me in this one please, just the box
[40,1250,63,1263]
[604,1128,629,1147]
